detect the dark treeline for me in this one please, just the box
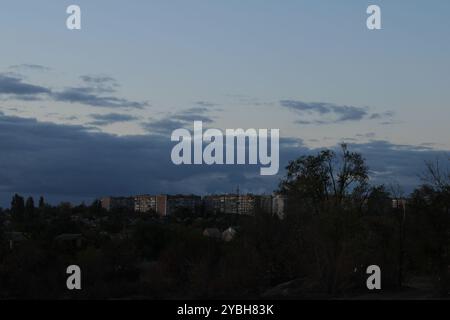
[0,144,449,299]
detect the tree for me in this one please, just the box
[38,196,46,209]
[25,197,35,215]
[413,158,450,296]
[11,194,25,226]
[89,199,103,216]
[279,144,369,215]
[0,208,5,246]
[366,185,391,216]
[278,144,370,294]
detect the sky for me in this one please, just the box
[0,0,449,206]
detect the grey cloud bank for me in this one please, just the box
[0,112,445,207]
[0,74,51,96]
[88,113,139,126]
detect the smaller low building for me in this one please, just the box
[203,228,222,239]
[5,232,27,250]
[222,227,237,242]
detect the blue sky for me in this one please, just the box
[0,1,449,206]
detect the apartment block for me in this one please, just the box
[156,194,202,216]
[101,197,134,212]
[134,195,157,213]
[204,194,239,215]
[272,194,287,219]
[204,194,273,216]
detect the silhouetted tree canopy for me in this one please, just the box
[1,148,450,299]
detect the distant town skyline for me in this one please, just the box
[0,0,449,206]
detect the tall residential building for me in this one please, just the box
[101,197,134,212]
[258,195,274,214]
[134,195,157,213]
[272,194,287,219]
[156,194,202,216]
[238,194,257,215]
[202,195,222,214]
[204,194,239,215]
[204,194,273,216]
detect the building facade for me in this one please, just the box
[204,194,273,216]
[100,193,283,217]
[156,194,202,216]
[101,197,134,212]
[134,195,157,213]
[204,194,239,215]
[272,194,287,219]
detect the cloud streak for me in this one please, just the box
[52,87,148,109]
[88,113,139,126]
[142,107,214,135]
[8,64,52,72]
[280,100,394,124]
[0,71,148,109]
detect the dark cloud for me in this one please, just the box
[0,70,148,109]
[52,87,148,109]
[380,119,400,126]
[280,100,394,124]
[0,112,446,207]
[0,112,175,203]
[80,75,117,85]
[62,116,79,121]
[53,74,147,108]
[0,73,51,97]
[142,118,191,135]
[88,113,139,126]
[80,75,119,93]
[344,140,447,190]
[0,113,285,206]
[296,120,327,125]
[369,111,395,120]
[172,107,214,123]
[9,64,52,72]
[142,107,214,135]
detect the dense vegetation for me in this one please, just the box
[0,144,449,299]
